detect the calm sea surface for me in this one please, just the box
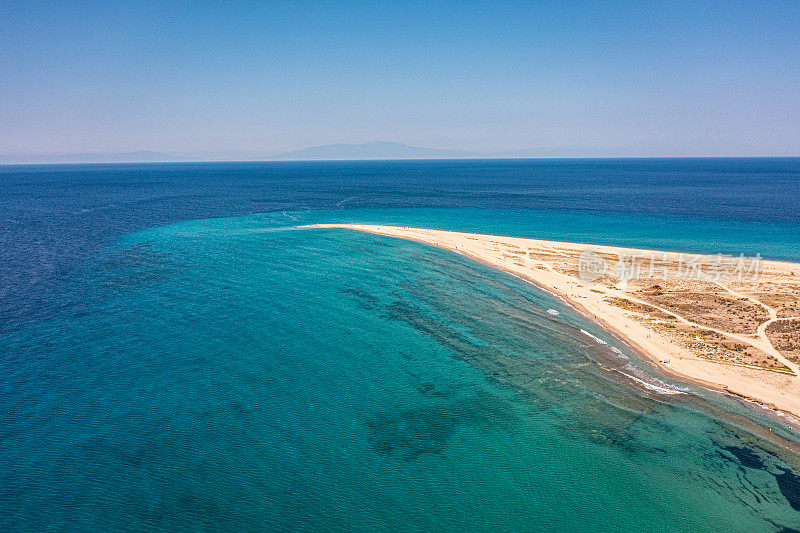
[2,159,800,531]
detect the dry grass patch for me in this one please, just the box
[766,319,800,363]
[638,286,768,335]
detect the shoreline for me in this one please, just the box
[308,223,800,442]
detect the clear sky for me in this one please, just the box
[2,0,799,158]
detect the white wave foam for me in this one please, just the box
[610,346,628,359]
[622,373,686,395]
[580,329,607,345]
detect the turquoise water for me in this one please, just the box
[3,208,800,531]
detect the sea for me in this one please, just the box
[2,158,800,531]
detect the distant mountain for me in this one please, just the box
[0,144,623,164]
[266,141,480,160]
[0,151,185,164]
[49,151,184,163]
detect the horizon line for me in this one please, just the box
[3,155,800,166]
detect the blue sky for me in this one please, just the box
[1,1,799,158]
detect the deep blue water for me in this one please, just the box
[2,159,800,531]
[3,158,800,332]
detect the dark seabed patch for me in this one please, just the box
[721,444,768,470]
[775,467,800,512]
[365,390,515,460]
[340,287,381,309]
[719,443,800,514]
